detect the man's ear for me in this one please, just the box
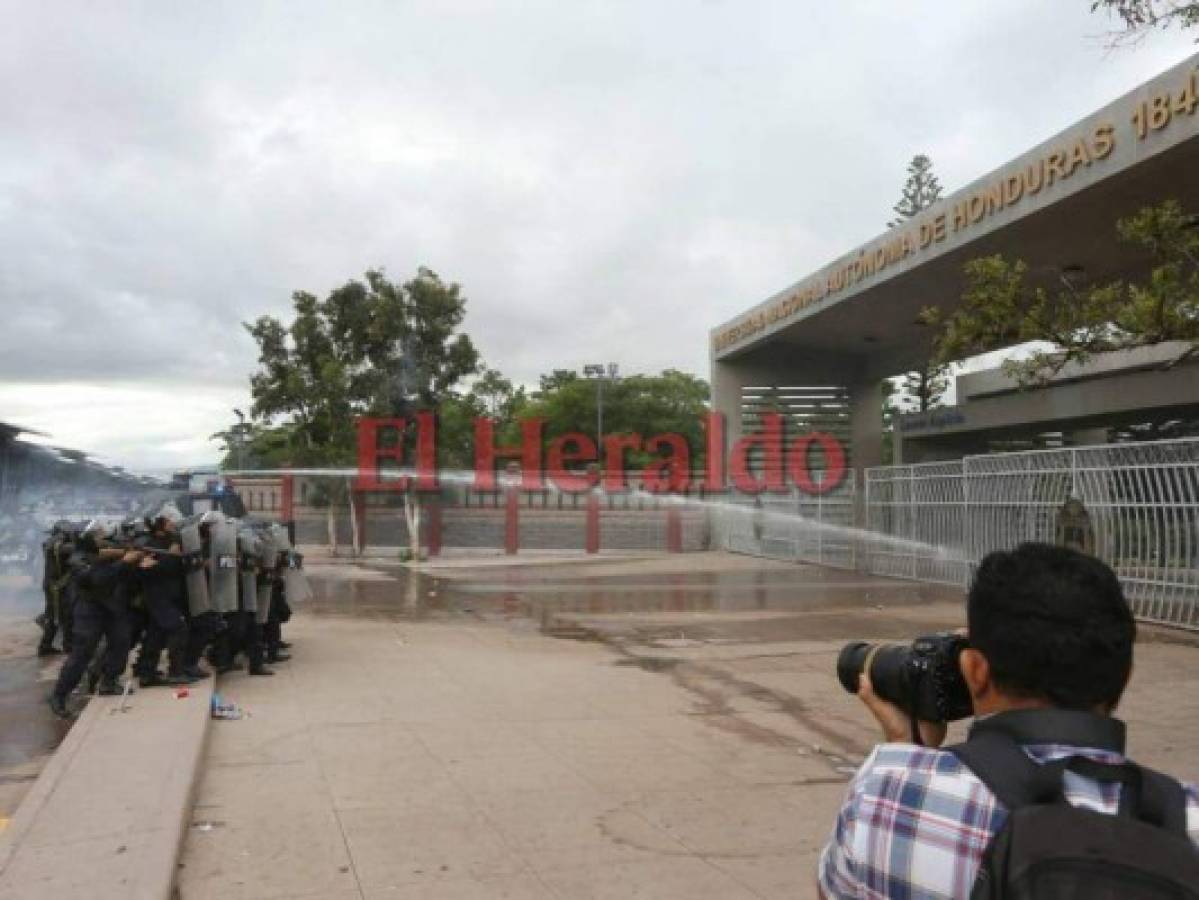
[960,647,991,701]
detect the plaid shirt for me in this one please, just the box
[818,742,1199,899]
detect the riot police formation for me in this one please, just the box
[42,507,309,719]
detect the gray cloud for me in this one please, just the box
[0,1,1194,469]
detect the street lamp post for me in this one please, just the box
[233,408,247,472]
[583,363,619,462]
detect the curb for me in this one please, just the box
[0,680,213,900]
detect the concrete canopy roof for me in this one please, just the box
[0,420,49,442]
[711,53,1199,382]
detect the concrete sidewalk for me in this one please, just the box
[178,612,850,899]
[177,560,1199,899]
[0,679,213,900]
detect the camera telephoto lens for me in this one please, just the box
[837,642,912,708]
[836,634,972,722]
[836,641,872,694]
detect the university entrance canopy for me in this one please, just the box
[709,53,1199,474]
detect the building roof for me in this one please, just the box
[711,53,1199,380]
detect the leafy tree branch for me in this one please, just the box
[921,199,1199,386]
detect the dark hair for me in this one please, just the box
[967,542,1135,710]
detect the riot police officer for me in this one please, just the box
[36,521,75,656]
[182,511,225,679]
[264,552,291,665]
[209,524,273,675]
[48,520,138,718]
[134,513,194,687]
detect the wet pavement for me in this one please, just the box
[297,553,1199,769]
[6,550,1195,897]
[178,555,1199,898]
[302,557,965,644]
[0,575,71,824]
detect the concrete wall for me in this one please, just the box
[294,508,709,552]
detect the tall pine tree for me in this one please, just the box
[890,154,951,415]
[889,154,943,228]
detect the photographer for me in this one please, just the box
[818,543,1199,898]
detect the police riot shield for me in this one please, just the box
[255,528,276,625]
[271,523,312,605]
[179,522,211,617]
[210,517,239,614]
[236,527,259,615]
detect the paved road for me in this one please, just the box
[177,554,1199,899]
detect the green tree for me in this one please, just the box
[888,154,951,417]
[434,370,527,472]
[472,368,525,420]
[435,393,487,472]
[897,367,952,415]
[921,199,1199,386]
[1091,1,1199,43]
[538,369,580,393]
[889,154,943,228]
[243,267,480,552]
[518,368,710,468]
[211,421,299,471]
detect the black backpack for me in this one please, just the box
[951,726,1199,899]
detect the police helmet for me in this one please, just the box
[82,519,110,540]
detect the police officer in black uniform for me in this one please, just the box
[36,521,74,656]
[264,573,292,665]
[134,514,195,687]
[48,520,138,718]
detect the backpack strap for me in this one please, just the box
[1137,766,1190,835]
[950,731,1190,838]
[948,731,1066,810]
[1065,756,1189,837]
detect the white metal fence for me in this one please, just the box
[717,480,857,569]
[862,461,970,586]
[864,439,1199,629]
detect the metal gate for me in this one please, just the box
[864,439,1199,628]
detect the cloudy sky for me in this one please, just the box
[0,1,1194,473]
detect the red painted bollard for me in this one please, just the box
[354,491,368,553]
[585,492,600,554]
[504,487,519,555]
[666,506,683,553]
[280,472,294,521]
[280,471,295,545]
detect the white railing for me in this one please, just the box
[864,439,1199,629]
[718,480,857,569]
